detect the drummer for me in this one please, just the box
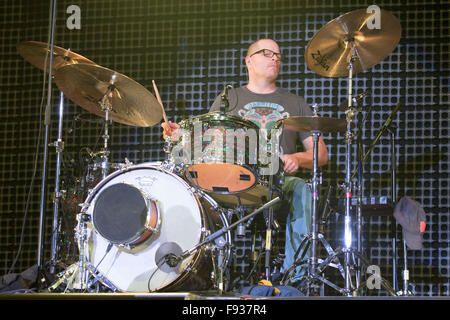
[162,38,328,285]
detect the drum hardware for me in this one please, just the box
[48,258,119,293]
[17,37,99,279]
[162,197,280,292]
[280,233,345,294]
[277,115,349,295]
[263,171,276,281]
[293,7,402,296]
[235,201,247,238]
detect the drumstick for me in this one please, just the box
[152,80,168,124]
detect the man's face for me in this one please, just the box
[246,39,281,82]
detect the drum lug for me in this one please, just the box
[123,157,133,168]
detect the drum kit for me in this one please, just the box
[17,8,402,296]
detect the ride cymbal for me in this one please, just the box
[305,8,401,77]
[54,64,162,127]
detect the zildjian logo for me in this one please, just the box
[311,50,330,71]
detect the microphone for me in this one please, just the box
[361,102,402,165]
[220,84,233,113]
[164,253,181,268]
[339,89,370,111]
[377,102,402,137]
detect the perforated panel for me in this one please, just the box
[0,0,448,296]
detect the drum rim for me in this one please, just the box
[179,111,260,130]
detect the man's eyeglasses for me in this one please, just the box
[249,48,282,61]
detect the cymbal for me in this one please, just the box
[16,41,96,72]
[278,116,349,134]
[305,8,401,77]
[54,64,162,127]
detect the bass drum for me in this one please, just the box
[79,162,230,292]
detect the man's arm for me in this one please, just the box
[280,136,328,173]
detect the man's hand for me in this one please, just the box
[161,121,180,141]
[280,137,328,173]
[280,154,300,174]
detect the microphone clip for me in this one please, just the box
[220,84,233,113]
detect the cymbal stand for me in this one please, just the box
[98,73,117,180]
[49,47,75,275]
[355,101,364,290]
[342,43,358,296]
[280,130,346,295]
[48,90,66,275]
[309,130,322,287]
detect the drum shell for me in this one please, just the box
[79,163,230,292]
[177,112,261,194]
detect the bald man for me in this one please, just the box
[163,38,329,287]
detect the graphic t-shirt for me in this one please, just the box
[210,86,312,155]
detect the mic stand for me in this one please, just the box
[164,197,281,292]
[351,103,402,180]
[350,103,402,293]
[264,173,275,281]
[390,125,399,293]
[388,125,412,296]
[37,0,57,290]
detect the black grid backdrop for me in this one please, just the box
[0,0,448,296]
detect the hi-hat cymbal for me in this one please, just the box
[54,64,162,127]
[278,116,350,134]
[17,41,96,72]
[305,8,401,77]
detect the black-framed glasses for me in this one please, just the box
[249,48,282,61]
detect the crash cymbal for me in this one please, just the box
[305,8,401,77]
[278,116,350,134]
[17,41,96,72]
[54,64,162,127]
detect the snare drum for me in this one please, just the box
[78,163,231,292]
[178,112,260,194]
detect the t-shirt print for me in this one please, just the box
[237,102,290,131]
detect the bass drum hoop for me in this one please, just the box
[79,163,230,292]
